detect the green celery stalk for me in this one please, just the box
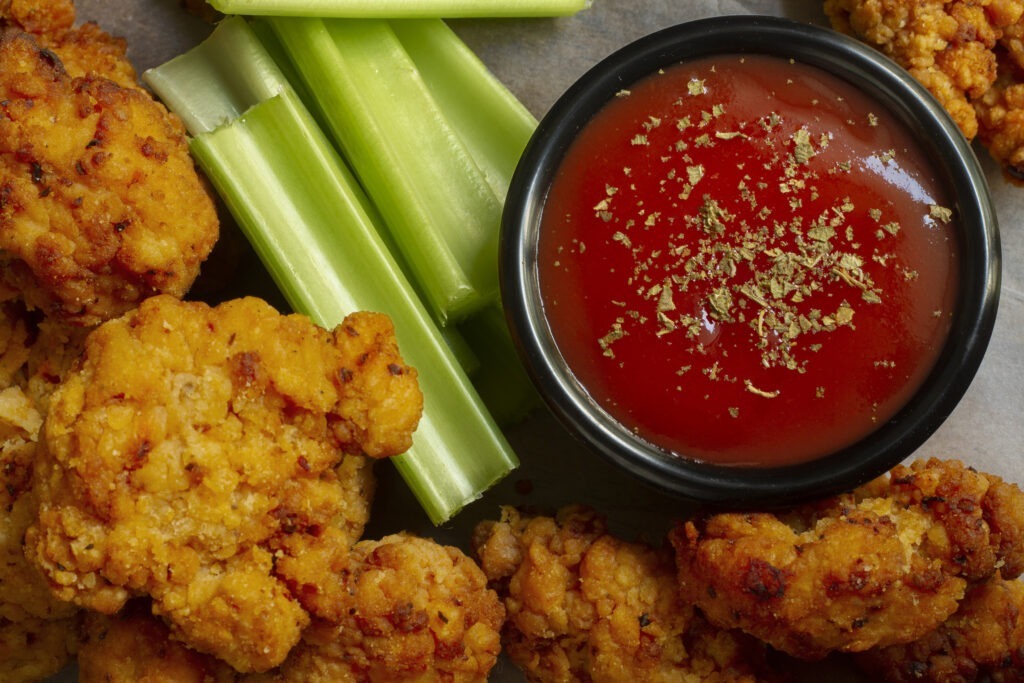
[264,17,501,325]
[251,18,487,375]
[389,18,537,202]
[262,16,542,424]
[458,304,540,425]
[386,19,540,423]
[232,18,488,378]
[209,0,591,18]
[144,16,517,524]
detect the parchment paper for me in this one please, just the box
[56,1,1024,680]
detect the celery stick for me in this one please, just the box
[209,0,591,18]
[144,17,517,524]
[265,17,501,325]
[258,16,542,425]
[459,303,540,425]
[237,18,484,372]
[442,324,482,377]
[387,20,540,421]
[390,18,537,201]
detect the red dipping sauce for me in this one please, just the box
[538,55,959,466]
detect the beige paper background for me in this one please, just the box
[52,1,1024,679]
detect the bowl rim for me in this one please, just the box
[500,14,1001,507]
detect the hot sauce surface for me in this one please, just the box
[538,55,959,466]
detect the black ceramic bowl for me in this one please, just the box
[500,15,1000,507]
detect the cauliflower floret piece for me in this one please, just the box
[0,26,219,325]
[472,506,777,682]
[25,295,422,673]
[1,300,84,681]
[854,573,1024,681]
[266,533,505,682]
[670,458,1024,660]
[77,534,504,683]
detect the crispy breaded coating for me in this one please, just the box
[1,0,137,88]
[974,73,1024,175]
[78,600,239,683]
[472,506,777,682]
[824,0,1015,140]
[0,26,219,325]
[1,445,76,625]
[0,614,78,683]
[79,535,503,683]
[0,0,75,36]
[670,458,1024,661]
[1,486,77,683]
[823,0,1024,180]
[24,295,422,673]
[260,533,505,683]
[1,300,84,681]
[854,574,1024,682]
[825,1,1020,129]
[863,458,1024,580]
[38,20,139,89]
[0,299,88,419]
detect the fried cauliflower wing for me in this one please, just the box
[0,24,219,325]
[862,458,1024,580]
[824,0,1024,179]
[854,573,1024,682]
[1,440,76,624]
[670,458,1024,661]
[1,300,85,681]
[472,506,779,683]
[971,72,1024,177]
[1,0,138,88]
[0,0,74,35]
[23,295,422,673]
[78,534,504,683]
[824,0,1020,138]
[78,600,239,683]
[0,614,79,683]
[259,533,505,683]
